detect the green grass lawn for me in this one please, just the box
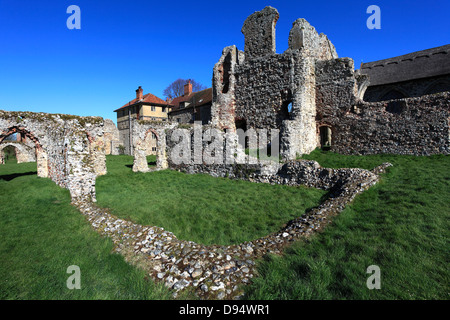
[96,155,327,246]
[0,159,172,300]
[1,151,448,300]
[244,150,449,299]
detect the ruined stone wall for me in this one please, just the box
[211,7,339,160]
[131,120,179,173]
[159,124,386,194]
[0,110,107,200]
[103,119,122,155]
[314,55,450,155]
[0,141,36,164]
[317,91,450,155]
[210,6,449,159]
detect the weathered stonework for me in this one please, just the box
[3,5,448,302]
[103,119,122,155]
[211,7,341,160]
[317,92,450,155]
[211,6,449,158]
[0,141,36,164]
[76,149,392,299]
[131,120,178,173]
[0,110,107,201]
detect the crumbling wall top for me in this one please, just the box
[241,6,279,59]
[288,18,338,60]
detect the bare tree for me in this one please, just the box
[163,79,206,100]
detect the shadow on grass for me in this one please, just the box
[125,162,156,169]
[0,171,37,181]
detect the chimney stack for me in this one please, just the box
[184,80,192,96]
[136,86,143,100]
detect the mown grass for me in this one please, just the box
[96,155,327,246]
[244,149,449,299]
[1,150,448,300]
[0,159,172,300]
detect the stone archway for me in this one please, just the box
[0,126,48,178]
[378,88,408,101]
[131,121,177,173]
[0,111,107,201]
[0,141,36,164]
[132,128,167,173]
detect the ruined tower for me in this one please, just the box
[211,6,340,159]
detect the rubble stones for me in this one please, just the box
[72,159,392,300]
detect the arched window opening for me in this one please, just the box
[319,126,332,150]
[221,53,232,94]
[277,100,293,122]
[0,127,47,178]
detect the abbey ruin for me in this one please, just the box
[1,6,449,300]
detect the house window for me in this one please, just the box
[152,147,157,152]
[151,106,156,112]
[177,118,181,123]
[162,107,166,112]
[152,133,156,140]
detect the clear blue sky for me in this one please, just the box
[1,0,449,123]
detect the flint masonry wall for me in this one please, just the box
[318,92,450,155]
[131,120,178,173]
[0,110,107,200]
[0,141,36,164]
[211,6,449,158]
[103,119,122,155]
[211,7,339,160]
[315,57,450,155]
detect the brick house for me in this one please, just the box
[114,86,172,155]
[168,81,213,125]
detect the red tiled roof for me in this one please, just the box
[114,93,169,112]
[169,88,213,112]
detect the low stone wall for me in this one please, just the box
[74,157,391,300]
